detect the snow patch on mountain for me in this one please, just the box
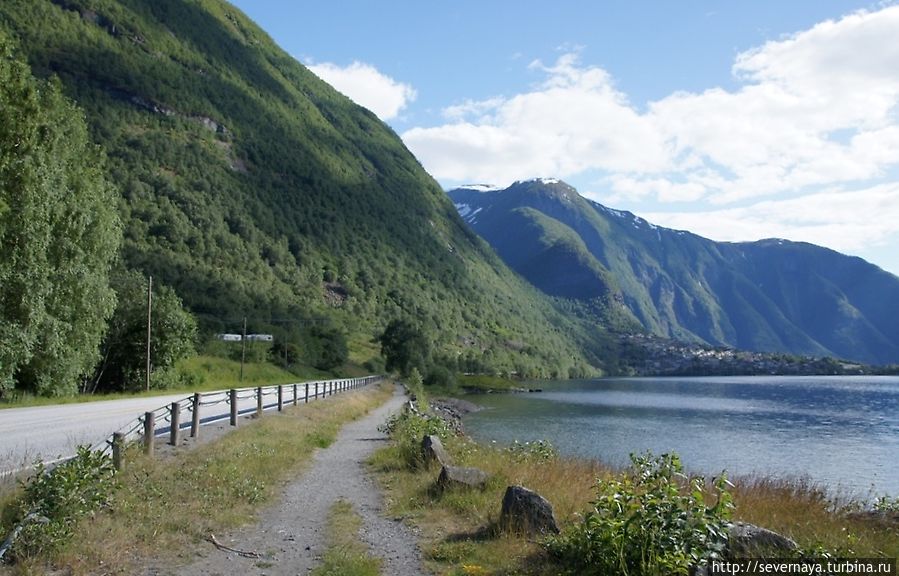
[457,184,503,192]
[454,203,483,223]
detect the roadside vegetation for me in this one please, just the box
[370,383,899,575]
[0,382,392,575]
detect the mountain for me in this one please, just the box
[449,179,899,365]
[0,0,598,378]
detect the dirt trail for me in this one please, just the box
[159,387,425,576]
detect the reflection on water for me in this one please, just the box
[463,376,899,498]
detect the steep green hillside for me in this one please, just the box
[0,0,596,378]
[450,179,899,365]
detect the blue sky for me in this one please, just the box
[230,1,899,277]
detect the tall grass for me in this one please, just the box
[731,475,899,557]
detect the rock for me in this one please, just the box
[728,522,798,556]
[421,435,451,467]
[499,485,559,535]
[436,465,489,492]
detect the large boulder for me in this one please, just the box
[421,434,451,467]
[436,465,489,492]
[499,485,559,535]
[728,522,798,556]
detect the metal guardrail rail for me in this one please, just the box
[91,376,384,466]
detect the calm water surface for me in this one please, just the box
[463,376,899,498]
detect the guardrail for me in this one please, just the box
[94,375,383,469]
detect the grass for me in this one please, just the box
[369,402,899,575]
[729,475,899,557]
[0,382,393,575]
[310,499,381,576]
[370,432,611,575]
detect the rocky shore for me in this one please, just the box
[427,396,483,434]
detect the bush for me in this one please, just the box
[424,365,456,389]
[379,409,450,470]
[505,440,558,463]
[9,447,118,561]
[547,452,733,576]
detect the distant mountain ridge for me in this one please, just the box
[449,179,899,365]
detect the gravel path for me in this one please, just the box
[165,387,426,576]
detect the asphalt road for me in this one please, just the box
[0,392,192,476]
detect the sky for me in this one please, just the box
[229,0,899,277]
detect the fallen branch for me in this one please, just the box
[206,533,260,559]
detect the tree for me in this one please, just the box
[304,323,348,372]
[0,34,121,396]
[377,319,430,377]
[90,270,196,392]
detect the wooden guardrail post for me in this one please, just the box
[112,432,125,471]
[191,393,201,438]
[278,385,283,412]
[169,402,180,446]
[256,386,263,417]
[230,389,238,427]
[305,383,309,403]
[144,411,155,456]
[293,384,298,406]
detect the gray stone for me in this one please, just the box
[499,485,559,535]
[421,434,450,467]
[728,522,798,556]
[436,465,489,492]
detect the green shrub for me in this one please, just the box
[379,408,450,470]
[547,452,732,576]
[505,439,559,463]
[9,446,118,561]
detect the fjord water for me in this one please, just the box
[463,376,899,498]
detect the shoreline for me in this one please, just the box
[430,388,899,505]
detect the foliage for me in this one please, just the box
[379,406,451,470]
[546,452,733,576]
[304,323,349,372]
[873,495,899,513]
[8,447,118,561]
[0,32,121,397]
[0,0,601,385]
[378,319,431,377]
[90,269,197,392]
[423,364,456,389]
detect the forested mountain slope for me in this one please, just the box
[0,0,597,377]
[450,179,899,365]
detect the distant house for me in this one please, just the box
[217,333,243,342]
[216,333,273,342]
[246,334,274,342]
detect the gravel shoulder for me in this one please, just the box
[157,386,425,576]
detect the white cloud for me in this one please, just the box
[645,5,899,204]
[642,183,899,255]
[307,61,416,120]
[402,5,899,205]
[403,52,670,186]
